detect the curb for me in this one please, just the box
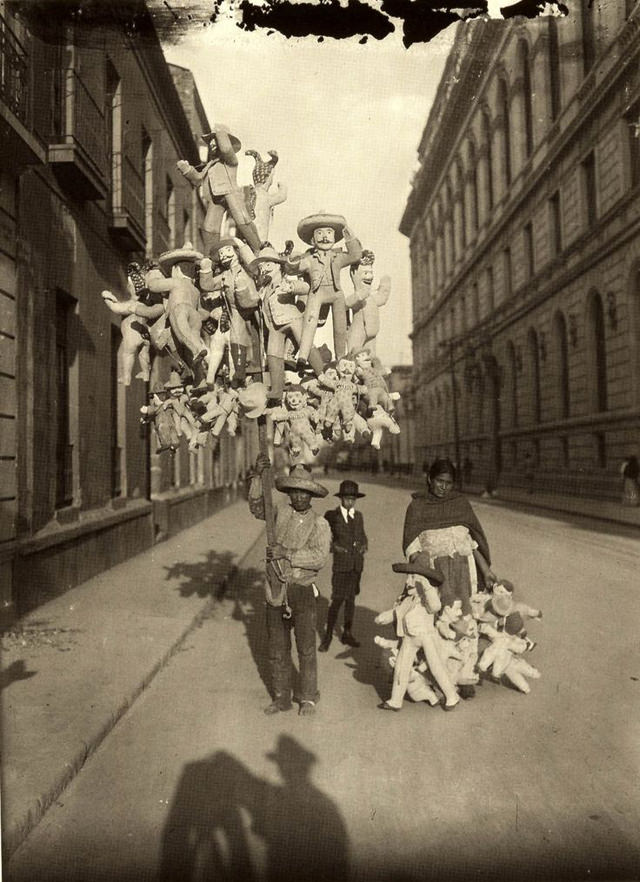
[3,527,267,861]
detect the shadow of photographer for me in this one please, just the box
[159,736,350,882]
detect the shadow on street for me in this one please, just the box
[159,737,350,882]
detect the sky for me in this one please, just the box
[161,12,458,365]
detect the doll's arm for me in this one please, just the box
[268,182,287,206]
[375,608,395,626]
[145,270,174,296]
[176,159,207,186]
[373,276,391,307]
[215,130,239,166]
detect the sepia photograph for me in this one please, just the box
[0,0,639,879]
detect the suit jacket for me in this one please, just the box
[324,507,368,573]
[287,233,363,295]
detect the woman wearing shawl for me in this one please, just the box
[402,458,496,616]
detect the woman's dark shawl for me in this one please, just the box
[402,490,491,565]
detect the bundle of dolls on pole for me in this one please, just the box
[101,121,399,461]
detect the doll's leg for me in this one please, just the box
[331,297,348,359]
[136,339,151,382]
[207,330,228,385]
[387,638,419,709]
[419,631,459,707]
[503,663,533,694]
[297,291,323,362]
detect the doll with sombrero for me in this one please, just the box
[250,244,326,403]
[199,238,260,388]
[176,124,261,256]
[375,552,460,712]
[284,213,362,371]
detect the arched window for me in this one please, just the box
[527,328,541,423]
[497,78,512,187]
[468,141,479,236]
[482,110,494,210]
[506,341,519,428]
[552,311,570,418]
[519,41,534,158]
[586,291,607,412]
[548,17,561,121]
[457,160,467,251]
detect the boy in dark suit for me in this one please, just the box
[319,480,368,651]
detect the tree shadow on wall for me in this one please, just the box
[159,738,350,882]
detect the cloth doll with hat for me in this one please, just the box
[176,124,261,255]
[352,347,399,414]
[375,552,460,711]
[248,459,330,716]
[319,480,368,651]
[477,612,541,694]
[284,213,362,370]
[374,636,441,707]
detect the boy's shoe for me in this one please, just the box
[341,631,360,648]
[264,697,292,715]
[318,634,332,652]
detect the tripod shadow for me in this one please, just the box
[159,737,350,882]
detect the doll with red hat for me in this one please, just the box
[375,552,460,711]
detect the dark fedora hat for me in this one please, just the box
[392,551,443,585]
[335,479,365,498]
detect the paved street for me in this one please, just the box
[5,480,640,882]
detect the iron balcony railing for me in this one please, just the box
[0,13,30,126]
[111,151,145,234]
[58,67,107,174]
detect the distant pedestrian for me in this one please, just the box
[621,456,639,507]
[319,480,368,651]
[249,457,331,716]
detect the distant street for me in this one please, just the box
[6,481,640,882]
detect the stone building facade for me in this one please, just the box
[0,2,256,619]
[400,5,640,500]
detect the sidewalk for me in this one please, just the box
[1,499,266,859]
[335,470,640,531]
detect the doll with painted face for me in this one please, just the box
[199,238,259,388]
[177,124,261,256]
[352,347,399,414]
[319,355,364,443]
[285,213,362,370]
[250,245,326,403]
[101,261,164,386]
[267,384,322,461]
[345,250,391,356]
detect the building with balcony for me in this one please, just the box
[400,4,640,501]
[0,1,256,620]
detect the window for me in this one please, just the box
[548,17,561,121]
[527,328,541,423]
[594,432,606,468]
[519,41,534,158]
[469,142,479,235]
[472,281,480,325]
[524,222,534,280]
[549,191,562,257]
[582,152,597,226]
[183,209,191,246]
[498,78,511,187]
[552,311,570,418]
[561,436,570,468]
[487,265,495,313]
[482,111,494,210]
[110,326,122,498]
[105,60,122,200]
[142,128,153,256]
[55,291,74,509]
[503,246,513,298]
[581,0,595,74]
[587,292,607,412]
[626,106,640,189]
[166,176,176,247]
[506,341,519,428]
